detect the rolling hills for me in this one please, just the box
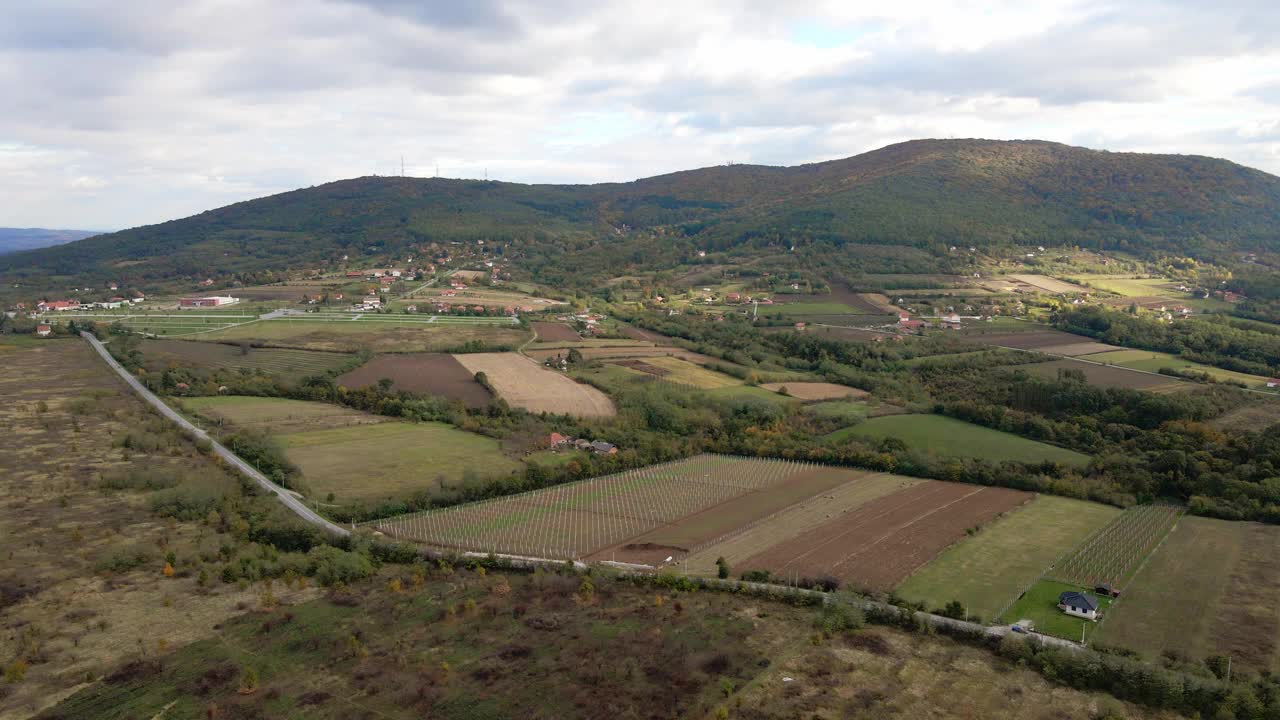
[3,138,1278,290]
[0,227,101,254]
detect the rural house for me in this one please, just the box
[1057,591,1100,621]
[35,324,51,337]
[1267,379,1280,389]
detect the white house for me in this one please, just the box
[1058,591,1100,621]
[1267,379,1280,389]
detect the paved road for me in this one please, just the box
[81,332,349,537]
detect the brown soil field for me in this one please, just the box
[1038,341,1121,356]
[617,324,681,343]
[589,467,878,563]
[1007,274,1091,294]
[531,321,581,342]
[1024,359,1189,391]
[453,352,616,417]
[739,482,1032,591]
[858,293,901,313]
[761,325,894,343]
[682,473,920,574]
[335,353,492,408]
[760,382,868,400]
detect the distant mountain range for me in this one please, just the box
[2,139,1277,288]
[0,227,102,255]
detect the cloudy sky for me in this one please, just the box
[2,0,1279,230]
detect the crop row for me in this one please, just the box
[366,454,819,560]
[1049,504,1183,587]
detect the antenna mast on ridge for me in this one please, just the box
[401,156,405,177]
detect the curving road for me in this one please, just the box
[81,332,349,537]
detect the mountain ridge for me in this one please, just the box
[3,138,1277,287]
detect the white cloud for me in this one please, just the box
[0,0,1278,229]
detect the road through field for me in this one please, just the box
[81,332,349,537]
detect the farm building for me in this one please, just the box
[37,300,81,312]
[1058,591,1100,621]
[35,324,51,337]
[179,296,239,308]
[1268,379,1280,389]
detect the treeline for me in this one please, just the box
[1056,305,1280,376]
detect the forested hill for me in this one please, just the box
[4,139,1278,286]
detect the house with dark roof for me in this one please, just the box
[1058,591,1100,621]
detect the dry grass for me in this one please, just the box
[453,352,616,417]
[0,341,319,719]
[760,382,868,400]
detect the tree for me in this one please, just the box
[715,556,730,579]
[239,666,259,694]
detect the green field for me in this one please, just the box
[1095,518,1280,670]
[1071,275,1179,297]
[897,496,1120,621]
[1000,579,1112,641]
[181,396,520,502]
[768,301,865,316]
[140,339,351,381]
[803,399,873,423]
[1085,349,1272,388]
[705,384,799,404]
[827,414,1090,467]
[278,421,521,503]
[639,356,743,389]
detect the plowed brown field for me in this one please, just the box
[739,482,1031,591]
[335,353,492,408]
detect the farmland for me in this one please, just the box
[454,352,616,416]
[828,414,1091,467]
[896,496,1120,620]
[335,353,492,408]
[737,482,1032,591]
[197,317,528,353]
[279,421,521,503]
[1096,518,1280,671]
[138,338,351,381]
[1085,349,1274,388]
[963,329,1118,356]
[616,355,742,389]
[368,455,827,559]
[182,395,518,502]
[1006,274,1091,294]
[682,473,920,574]
[1047,504,1184,589]
[531,321,580,342]
[45,311,255,337]
[1024,358,1190,392]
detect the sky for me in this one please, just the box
[2,0,1279,231]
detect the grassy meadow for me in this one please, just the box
[828,414,1090,467]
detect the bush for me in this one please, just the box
[307,545,376,587]
[95,545,154,573]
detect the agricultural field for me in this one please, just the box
[682,473,921,575]
[1069,275,1182,298]
[198,318,527,353]
[1047,504,1184,589]
[138,338,351,381]
[896,496,1120,621]
[736,482,1033,591]
[828,414,1091,467]
[1006,274,1091,294]
[232,282,345,301]
[368,455,825,559]
[279,421,521,503]
[181,395,385,434]
[1212,401,1280,431]
[1084,349,1274,388]
[44,311,255,337]
[614,355,742,389]
[768,300,869,316]
[1024,358,1190,392]
[963,328,1119,356]
[1096,518,1280,671]
[591,466,881,563]
[334,353,492,408]
[454,352,616,417]
[759,381,867,400]
[530,321,580,342]
[182,396,518,503]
